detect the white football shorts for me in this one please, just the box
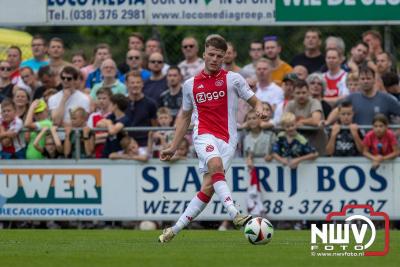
[193,134,236,174]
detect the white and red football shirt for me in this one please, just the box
[324,70,349,98]
[182,69,254,145]
[87,111,111,158]
[0,116,25,153]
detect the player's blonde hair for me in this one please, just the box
[157,107,172,117]
[280,112,296,126]
[347,72,359,82]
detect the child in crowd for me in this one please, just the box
[43,89,58,104]
[0,99,25,159]
[260,102,275,129]
[169,138,191,161]
[346,73,359,93]
[24,99,53,159]
[326,101,363,156]
[87,87,112,158]
[243,109,275,217]
[148,107,174,158]
[272,112,318,169]
[98,94,130,158]
[109,136,148,161]
[363,114,399,169]
[33,126,63,159]
[64,107,95,158]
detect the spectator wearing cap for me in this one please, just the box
[284,79,327,155]
[273,73,298,124]
[21,35,49,73]
[323,48,350,106]
[255,58,284,109]
[24,99,53,159]
[223,42,241,73]
[306,73,332,119]
[291,28,325,74]
[90,59,127,100]
[240,40,264,79]
[281,73,297,105]
[264,36,292,86]
[178,37,204,81]
[48,66,90,126]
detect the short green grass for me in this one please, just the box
[0,230,398,267]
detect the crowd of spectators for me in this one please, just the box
[1,29,400,229]
[1,29,399,167]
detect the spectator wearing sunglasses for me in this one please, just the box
[119,49,150,81]
[0,60,14,102]
[143,52,168,106]
[144,38,170,75]
[178,37,204,81]
[48,66,90,126]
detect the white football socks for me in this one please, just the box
[171,191,210,234]
[212,172,239,219]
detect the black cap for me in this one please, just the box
[282,73,299,82]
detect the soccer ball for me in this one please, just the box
[244,217,274,245]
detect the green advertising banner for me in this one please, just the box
[276,0,400,23]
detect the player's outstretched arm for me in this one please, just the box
[160,109,192,161]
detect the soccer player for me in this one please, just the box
[158,34,267,243]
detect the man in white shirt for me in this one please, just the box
[254,58,284,109]
[48,66,90,126]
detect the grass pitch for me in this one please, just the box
[0,230,398,267]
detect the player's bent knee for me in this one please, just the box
[207,157,224,174]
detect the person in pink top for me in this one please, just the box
[158,34,268,243]
[363,113,399,169]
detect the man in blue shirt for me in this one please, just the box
[21,35,49,73]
